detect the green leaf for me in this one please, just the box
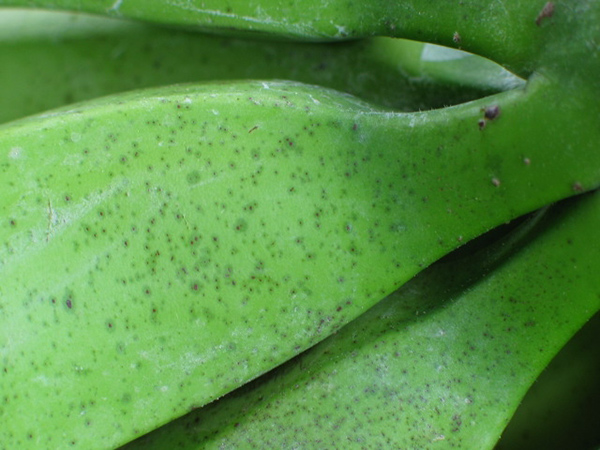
[496,310,600,449]
[2,74,598,447]
[0,9,520,124]
[125,190,600,449]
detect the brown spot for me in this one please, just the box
[536,2,555,26]
[523,157,531,165]
[573,182,584,192]
[484,105,501,120]
[248,126,258,134]
[453,31,461,43]
[66,299,72,309]
[478,119,487,130]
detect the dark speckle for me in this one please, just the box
[484,105,500,120]
[536,2,555,26]
[186,171,201,185]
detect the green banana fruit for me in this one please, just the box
[1,68,599,447]
[123,189,600,449]
[0,9,522,125]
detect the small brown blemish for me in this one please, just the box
[66,299,72,309]
[453,31,461,43]
[523,157,531,165]
[536,2,555,26]
[484,105,501,120]
[248,126,258,134]
[573,182,584,192]
[491,178,501,187]
[478,119,487,130]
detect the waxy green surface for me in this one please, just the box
[497,310,600,449]
[1,72,599,447]
[124,190,600,449]
[0,0,596,76]
[1,0,599,447]
[0,9,521,125]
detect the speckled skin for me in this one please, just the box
[1,73,599,447]
[124,189,600,449]
[2,0,600,447]
[0,10,522,125]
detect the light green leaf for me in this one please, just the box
[125,190,600,449]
